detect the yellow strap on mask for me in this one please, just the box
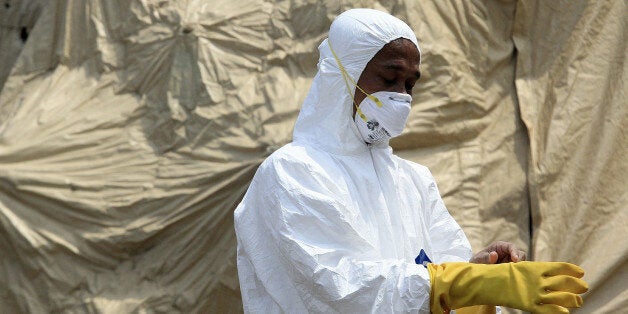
[328,40,383,122]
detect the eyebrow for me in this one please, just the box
[384,64,421,79]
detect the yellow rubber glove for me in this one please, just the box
[455,305,496,314]
[427,261,588,314]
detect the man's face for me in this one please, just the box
[353,38,421,117]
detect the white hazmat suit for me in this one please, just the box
[234,9,472,313]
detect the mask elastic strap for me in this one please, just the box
[328,40,383,122]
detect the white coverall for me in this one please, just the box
[234,9,473,313]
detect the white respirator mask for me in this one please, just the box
[327,40,413,145]
[354,91,412,144]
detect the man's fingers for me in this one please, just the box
[473,241,528,264]
[470,251,497,264]
[473,251,489,263]
[511,249,526,262]
[489,241,526,263]
[508,245,518,261]
[489,251,498,264]
[505,244,527,262]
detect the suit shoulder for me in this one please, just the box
[261,143,325,170]
[394,156,432,177]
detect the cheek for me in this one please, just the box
[353,78,374,104]
[354,79,388,108]
[353,90,366,107]
[359,77,385,94]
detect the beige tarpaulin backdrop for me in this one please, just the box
[0,0,625,313]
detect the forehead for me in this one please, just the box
[371,39,421,67]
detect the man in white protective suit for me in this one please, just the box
[234,9,588,314]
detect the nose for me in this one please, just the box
[390,82,408,95]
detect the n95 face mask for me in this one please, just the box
[354,91,412,144]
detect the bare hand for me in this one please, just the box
[469,241,526,264]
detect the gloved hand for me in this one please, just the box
[427,261,588,314]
